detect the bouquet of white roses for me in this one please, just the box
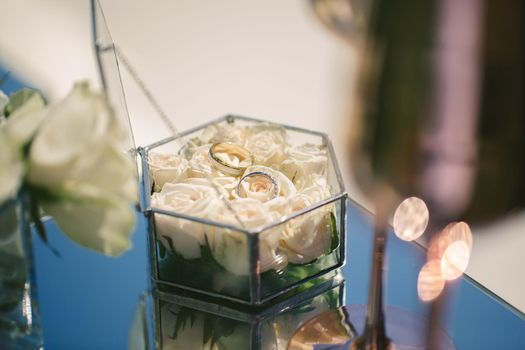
[0,81,137,256]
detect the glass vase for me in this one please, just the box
[0,194,44,349]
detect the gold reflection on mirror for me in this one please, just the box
[417,259,445,302]
[393,197,429,241]
[287,308,355,350]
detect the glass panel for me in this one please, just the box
[155,283,344,350]
[91,0,136,156]
[260,199,344,300]
[152,211,251,302]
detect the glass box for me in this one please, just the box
[91,0,346,305]
[139,115,347,305]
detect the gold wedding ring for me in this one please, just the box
[236,171,279,200]
[208,142,254,176]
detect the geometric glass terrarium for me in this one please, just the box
[91,0,346,306]
[139,115,347,305]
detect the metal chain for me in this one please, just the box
[113,45,245,228]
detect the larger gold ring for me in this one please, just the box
[208,142,254,176]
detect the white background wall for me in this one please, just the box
[1,0,523,312]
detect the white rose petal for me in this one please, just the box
[42,182,135,256]
[207,199,285,275]
[27,82,138,202]
[236,165,296,207]
[209,124,246,145]
[0,131,24,204]
[188,144,223,178]
[244,123,288,166]
[281,143,328,182]
[2,91,46,146]
[24,82,137,256]
[280,176,334,264]
[148,152,188,191]
[152,182,220,259]
[282,211,332,264]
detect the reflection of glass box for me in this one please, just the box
[154,274,345,350]
[91,0,346,305]
[139,116,347,305]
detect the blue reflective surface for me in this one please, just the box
[30,202,525,350]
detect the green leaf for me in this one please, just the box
[329,211,339,252]
[3,88,45,118]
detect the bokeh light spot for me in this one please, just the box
[393,197,429,241]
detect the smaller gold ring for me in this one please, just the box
[236,171,279,200]
[208,142,254,176]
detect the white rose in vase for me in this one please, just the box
[151,180,221,259]
[148,152,188,191]
[26,82,137,256]
[244,123,288,166]
[207,198,286,275]
[281,175,334,264]
[280,143,328,183]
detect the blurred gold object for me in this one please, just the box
[311,0,525,349]
[287,308,356,350]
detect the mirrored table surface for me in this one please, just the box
[32,199,525,350]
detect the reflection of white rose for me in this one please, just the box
[208,199,285,275]
[281,176,333,264]
[148,152,188,191]
[152,182,220,259]
[188,144,223,178]
[281,143,327,182]
[235,165,296,206]
[26,82,137,256]
[244,124,288,166]
[160,305,217,350]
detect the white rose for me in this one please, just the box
[26,82,137,256]
[235,165,296,211]
[2,90,46,146]
[244,123,288,166]
[187,144,223,178]
[209,124,246,145]
[280,143,327,182]
[148,152,188,191]
[281,176,334,264]
[207,199,286,275]
[151,181,221,259]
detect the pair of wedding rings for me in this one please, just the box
[208,142,279,200]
